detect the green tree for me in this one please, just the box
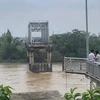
[0,30,13,60]
[0,30,27,61]
[50,29,86,61]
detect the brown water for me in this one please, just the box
[0,63,90,95]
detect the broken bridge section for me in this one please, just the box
[26,21,52,73]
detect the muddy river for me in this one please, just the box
[0,63,90,95]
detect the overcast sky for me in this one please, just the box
[0,0,100,37]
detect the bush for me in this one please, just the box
[0,85,13,100]
[64,87,100,100]
[64,87,81,100]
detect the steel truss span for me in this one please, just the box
[28,21,49,43]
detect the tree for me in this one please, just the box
[0,30,27,61]
[50,29,86,60]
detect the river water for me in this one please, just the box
[0,63,90,95]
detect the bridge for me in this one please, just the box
[63,57,100,89]
[26,21,100,89]
[26,21,52,73]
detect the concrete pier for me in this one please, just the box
[27,21,52,73]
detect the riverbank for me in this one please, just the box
[11,91,66,100]
[0,59,28,63]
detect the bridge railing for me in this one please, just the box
[64,57,100,80]
[86,61,100,79]
[64,57,87,72]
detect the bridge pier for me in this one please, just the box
[27,43,52,73]
[47,51,51,63]
[27,21,52,73]
[29,52,34,65]
[28,51,52,73]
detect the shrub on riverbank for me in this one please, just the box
[64,87,100,100]
[0,85,13,100]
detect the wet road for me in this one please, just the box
[0,63,90,95]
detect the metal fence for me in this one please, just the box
[64,57,87,72]
[86,61,100,79]
[64,57,100,80]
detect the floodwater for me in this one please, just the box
[0,63,90,95]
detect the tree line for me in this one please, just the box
[51,29,100,62]
[0,29,27,62]
[0,29,100,62]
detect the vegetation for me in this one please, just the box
[0,29,27,62]
[64,87,81,100]
[64,87,100,100]
[0,85,13,100]
[51,29,100,61]
[0,29,100,62]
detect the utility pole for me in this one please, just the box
[85,0,89,58]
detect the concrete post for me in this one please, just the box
[50,51,51,63]
[31,52,34,65]
[95,81,100,87]
[47,52,50,63]
[47,51,51,63]
[27,51,29,57]
[62,57,64,71]
[90,80,97,90]
[90,80,93,90]
[29,52,31,65]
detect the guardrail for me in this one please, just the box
[64,57,87,72]
[64,57,100,80]
[86,61,100,79]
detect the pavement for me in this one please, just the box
[10,91,66,100]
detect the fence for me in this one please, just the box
[64,57,100,80]
[86,61,100,79]
[64,57,87,73]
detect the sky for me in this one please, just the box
[0,0,100,37]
